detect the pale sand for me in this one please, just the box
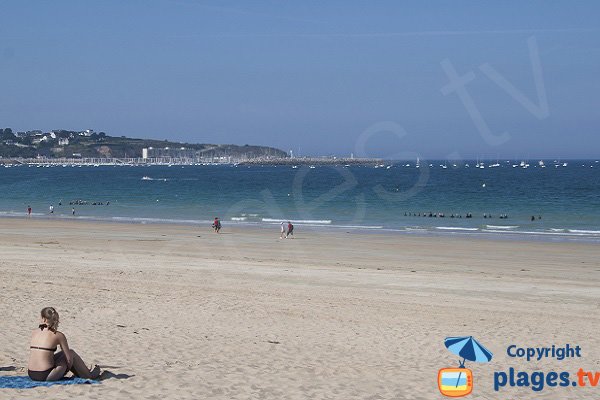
[0,219,599,399]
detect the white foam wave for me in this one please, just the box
[482,229,600,237]
[231,217,247,221]
[486,225,519,230]
[109,216,210,225]
[0,211,31,217]
[435,226,479,231]
[568,229,600,234]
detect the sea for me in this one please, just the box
[1,160,599,242]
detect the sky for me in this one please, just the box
[0,0,599,159]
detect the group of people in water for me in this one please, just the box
[68,200,110,206]
[26,200,112,217]
[403,212,502,219]
[404,212,542,221]
[49,204,76,215]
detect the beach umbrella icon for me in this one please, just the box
[445,336,493,366]
[443,336,492,392]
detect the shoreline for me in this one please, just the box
[1,212,599,244]
[1,216,598,274]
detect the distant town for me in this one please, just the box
[0,127,380,166]
[0,127,287,164]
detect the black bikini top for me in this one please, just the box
[30,345,57,352]
[31,324,57,352]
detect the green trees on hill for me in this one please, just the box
[0,128,16,141]
[0,127,288,159]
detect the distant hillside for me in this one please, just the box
[0,128,288,159]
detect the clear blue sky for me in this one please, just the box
[0,1,599,159]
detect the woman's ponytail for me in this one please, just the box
[40,307,59,332]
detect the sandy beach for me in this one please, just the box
[1,218,599,399]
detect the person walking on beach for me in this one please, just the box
[280,222,287,239]
[286,221,294,238]
[212,217,221,233]
[49,204,54,214]
[27,205,32,217]
[28,307,101,381]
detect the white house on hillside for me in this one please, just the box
[32,135,50,144]
[79,129,94,137]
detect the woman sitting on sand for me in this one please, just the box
[27,307,101,381]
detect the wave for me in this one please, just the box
[261,218,332,224]
[435,226,479,231]
[1,211,598,242]
[486,225,519,230]
[481,229,600,237]
[109,216,210,225]
[568,229,600,234]
[403,227,428,232]
[0,211,32,217]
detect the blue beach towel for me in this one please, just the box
[0,375,99,389]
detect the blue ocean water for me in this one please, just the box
[1,161,599,241]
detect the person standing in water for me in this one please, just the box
[72,207,75,216]
[27,205,32,217]
[49,204,54,214]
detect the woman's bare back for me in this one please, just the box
[28,328,59,371]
